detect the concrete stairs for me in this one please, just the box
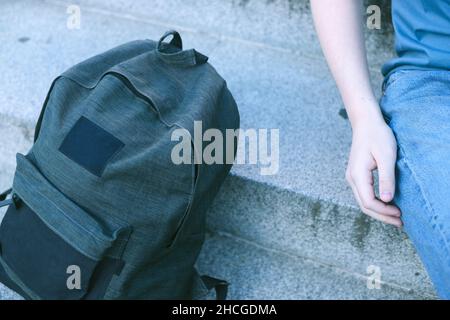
[0,0,437,299]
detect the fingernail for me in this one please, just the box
[381,191,392,201]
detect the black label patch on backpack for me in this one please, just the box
[59,116,124,177]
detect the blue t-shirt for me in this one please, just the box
[382,0,450,77]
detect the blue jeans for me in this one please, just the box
[380,69,450,299]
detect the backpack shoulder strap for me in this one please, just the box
[201,275,229,300]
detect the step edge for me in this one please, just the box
[204,230,438,299]
[43,0,389,74]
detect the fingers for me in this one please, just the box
[352,166,401,216]
[376,152,397,203]
[347,164,402,227]
[349,181,402,227]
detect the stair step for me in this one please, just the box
[0,121,33,191]
[0,284,22,300]
[207,175,436,297]
[0,230,431,300]
[197,232,434,299]
[47,0,395,70]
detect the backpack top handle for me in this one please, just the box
[157,30,183,51]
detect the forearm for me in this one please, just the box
[310,0,383,126]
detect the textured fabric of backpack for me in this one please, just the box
[0,31,239,299]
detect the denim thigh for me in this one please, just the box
[380,69,450,299]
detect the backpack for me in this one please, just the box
[0,30,239,300]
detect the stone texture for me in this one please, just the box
[197,232,434,299]
[0,0,220,125]
[0,284,22,300]
[52,0,395,70]
[207,176,436,297]
[0,121,33,192]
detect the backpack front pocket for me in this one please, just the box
[0,154,131,300]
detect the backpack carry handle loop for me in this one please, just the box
[0,188,20,209]
[157,30,183,51]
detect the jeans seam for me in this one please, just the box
[399,146,450,257]
[382,70,411,98]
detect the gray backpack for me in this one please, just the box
[0,31,239,300]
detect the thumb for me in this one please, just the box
[377,154,396,203]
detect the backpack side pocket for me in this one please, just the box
[0,154,131,300]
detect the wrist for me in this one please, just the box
[346,101,386,129]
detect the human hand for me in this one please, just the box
[346,115,402,227]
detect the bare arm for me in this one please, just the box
[311,0,401,226]
[311,0,379,122]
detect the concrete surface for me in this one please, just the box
[198,232,433,299]
[206,176,435,298]
[0,0,437,299]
